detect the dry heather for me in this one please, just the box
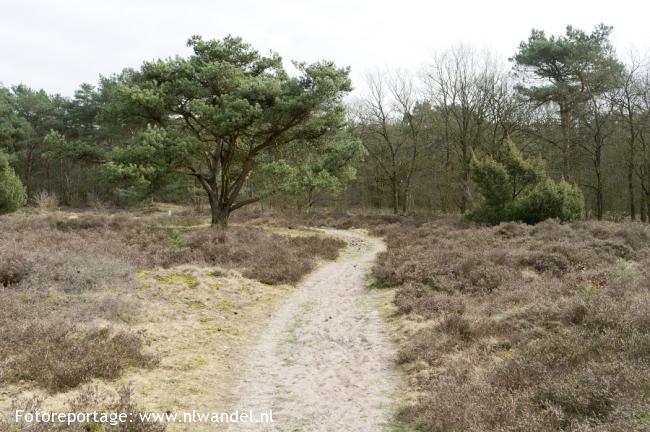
[231,206,410,231]
[371,217,650,432]
[0,211,344,414]
[1,211,344,285]
[4,385,164,432]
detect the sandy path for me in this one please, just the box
[224,229,397,432]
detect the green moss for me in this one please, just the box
[136,270,152,280]
[638,413,650,425]
[216,301,235,311]
[157,274,196,286]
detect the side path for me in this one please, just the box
[225,229,398,431]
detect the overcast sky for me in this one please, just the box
[2,0,650,96]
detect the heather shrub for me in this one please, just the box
[1,212,346,286]
[374,217,650,431]
[0,322,156,391]
[9,251,138,293]
[241,234,344,284]
[50,214,114,231]
[495,221,530,238]
[455,255,506,292]
[5,385,165,432]
[186,227,345,284]
[0,248,31,287]
[0,211,346,401]
[394,283,440,316]
[440,314,474,341]
[286,235,343,261]
[519,250,571,276]
[67,385,166,432]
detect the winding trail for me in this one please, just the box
[225,229,397,431]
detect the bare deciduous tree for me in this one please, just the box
[351,70,426,213]
[423,46,518,211]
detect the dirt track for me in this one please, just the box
[225,229,397,431]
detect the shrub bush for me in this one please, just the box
[468,139,584,225]
[0,248,31,287]
[1,322,156,391]
[373,217,650,432]
[512,179,584,224]
[0,158,27,214]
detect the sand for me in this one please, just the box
[225,229,398,431]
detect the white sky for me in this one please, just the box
[2,0,650,96]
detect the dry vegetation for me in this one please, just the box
[4,205,649,431]
[231,206,407,231]
[369,217,650,432]
[9,385,165,432]
[180,207,650,431]
[0,209,345,431]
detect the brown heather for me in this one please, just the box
[0,211,345,395]
[371,217,650,432]
[2,385,164,432]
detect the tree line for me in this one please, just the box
[2,24,650,223]
[349,24,650,222]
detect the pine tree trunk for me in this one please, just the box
[559,101,572,180]
[210,202,230,227]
